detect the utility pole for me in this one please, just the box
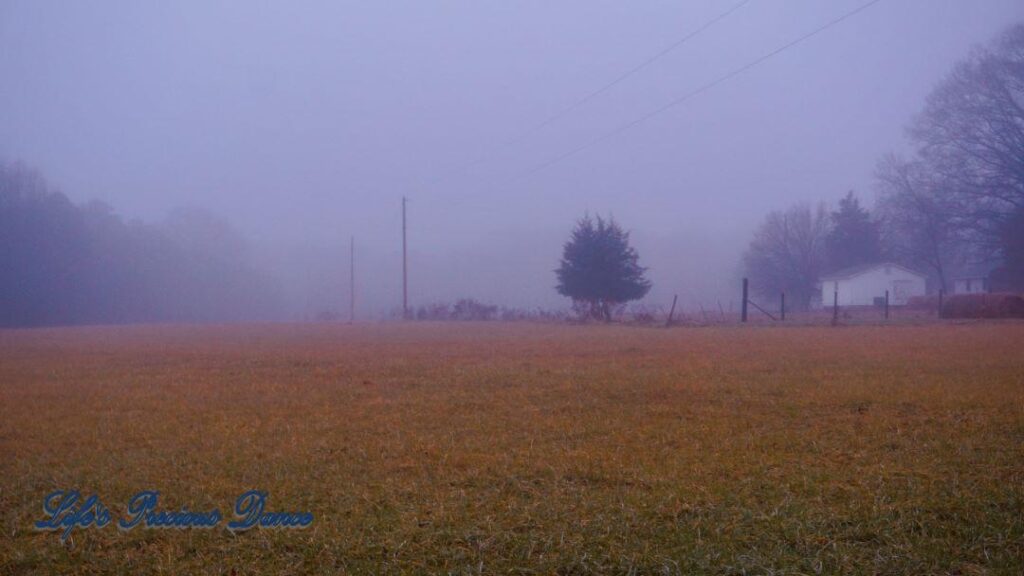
[402,196,408,320]
[349,235,355,324]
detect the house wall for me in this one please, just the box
[821,265,927,306]
[954,278,987,294]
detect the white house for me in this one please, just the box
[819,262,927,307]
[953,276,989,294]
[951,263,993,294]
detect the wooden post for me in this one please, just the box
[741,278,749,323]
[780,292,785,321]
[938,289,944,319]
[349,236,355,324]
[666,294,678,327]
[832,288,839,324]
[884,289,889,320]
[402,197,408,320]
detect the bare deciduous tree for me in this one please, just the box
[743,203,830,310]
[875,155,964,291]
[909,24,1024,254]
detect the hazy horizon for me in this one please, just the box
[4,0,1023,319]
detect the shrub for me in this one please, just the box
[905,294,941,310]
[942,293,1024,318]
[451,298,498,321]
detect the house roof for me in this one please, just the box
[820,262,926,281]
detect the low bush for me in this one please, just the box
[942,293,1024,318]
[906,294,941,310]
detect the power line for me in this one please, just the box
[501,0,886,187]
[423,0,754,187]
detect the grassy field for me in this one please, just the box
[1,322,1022,575]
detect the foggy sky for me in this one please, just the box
[3,0,1023,318]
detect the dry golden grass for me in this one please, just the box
[0,322,1022,575]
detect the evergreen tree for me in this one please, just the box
[556,215,651,322]
[826,191,882,271]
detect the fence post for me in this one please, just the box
[780,293,785,321]
[884,289,889,320]
[832,289,839,324]
[741,278,749,323]
[666,294,678,327]
[938,289,944,319]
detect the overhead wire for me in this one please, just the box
[498,0,887,188]
[421,0,755,188]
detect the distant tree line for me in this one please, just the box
[744,24,1024,309]
[0,161,283,327]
